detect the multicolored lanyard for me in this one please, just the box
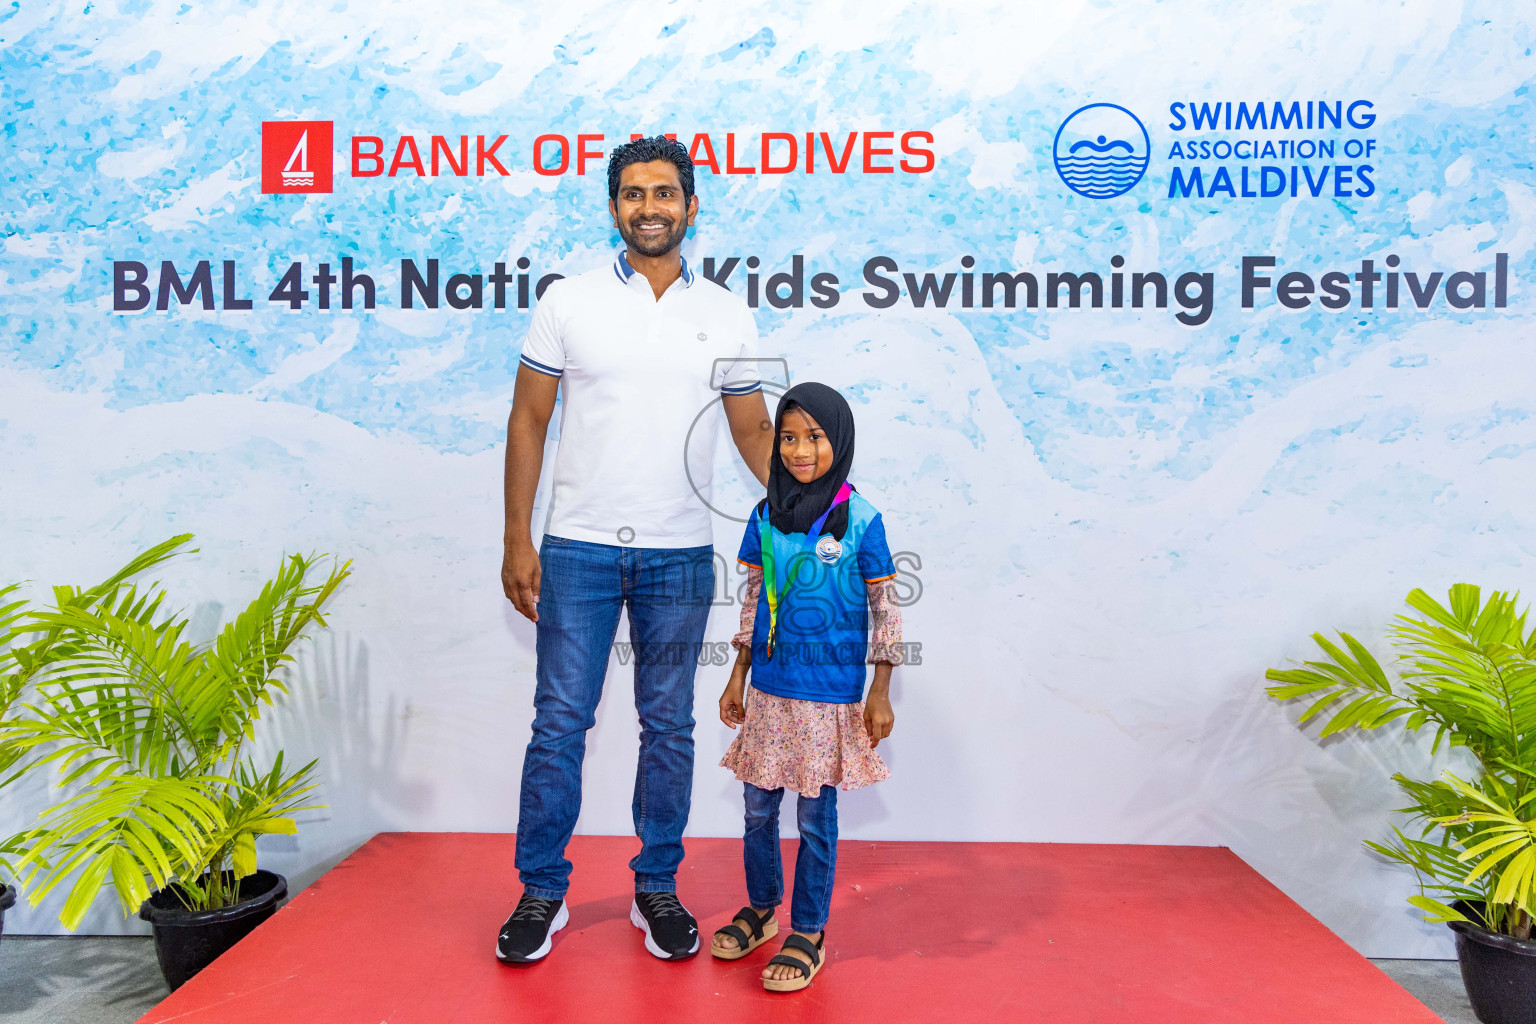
[759,481,852,659]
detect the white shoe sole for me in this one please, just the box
[630,899,700,960]
[495,901,569,963]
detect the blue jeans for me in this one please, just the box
[743,783,838,933]
[515,536,714,900]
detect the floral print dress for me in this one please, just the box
[719,564,903,798]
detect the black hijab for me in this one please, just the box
[764,382,855,540]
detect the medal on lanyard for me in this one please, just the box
[760,481,852,659]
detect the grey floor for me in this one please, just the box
[1378,959,1478,1023]
[0,937,1479,1023]
[1,938,167,1024]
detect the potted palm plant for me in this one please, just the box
[1267,584,1536,1024]
[0,536,349,989]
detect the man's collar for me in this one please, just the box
[614,250,694,288]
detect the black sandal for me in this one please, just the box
[762,931,825,992]
[710,906,778,961]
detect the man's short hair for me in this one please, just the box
[608,135,696,203]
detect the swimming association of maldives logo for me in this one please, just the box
[1052,104,1150,199]
[261,121,334,194]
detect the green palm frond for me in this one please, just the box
[1264,629,1412,737]
[0,582,36,780]
[191,555,348,766]
[14,773,228,929]
[1392,586,1536,764]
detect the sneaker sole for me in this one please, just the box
[630,899,700,961]
[495,901,569,964]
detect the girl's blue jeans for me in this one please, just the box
[743,782,838,933]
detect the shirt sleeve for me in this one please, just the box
[856,513,897,583]
[733,564,762,651]
[517,284,564,378]
[716,303,761,395]
[866,578,905,664]
[737,503,763,569]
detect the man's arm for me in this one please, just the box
[722,391,773,487]
[502,365,561,622]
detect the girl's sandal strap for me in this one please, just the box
[777,933,822,968]
[735,906,769,940]
[715,907,770,947]
[767,953,813,977]
[715,923,752,948]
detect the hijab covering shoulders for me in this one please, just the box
[762,381,856,540]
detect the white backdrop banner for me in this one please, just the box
[1,1,1532,956]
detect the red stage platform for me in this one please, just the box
[137,833,1440,1024]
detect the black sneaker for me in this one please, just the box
[495,895,568,963]
[630,891,700,960]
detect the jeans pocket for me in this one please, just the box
[542,534,574,547]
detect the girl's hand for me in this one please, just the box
[720,674,747,729]
[863,692,894,748]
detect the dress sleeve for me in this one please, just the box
[733,564,762,651]
[866,578,904,665]
[737,503,763,569]
[856,513,897,583]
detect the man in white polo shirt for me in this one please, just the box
[495,137,773,965]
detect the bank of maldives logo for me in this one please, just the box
[261,121,333,194]
[1052,104,1150,199]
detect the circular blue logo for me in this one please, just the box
[1052,103,1150,199]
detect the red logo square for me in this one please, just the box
[261,121,334,194]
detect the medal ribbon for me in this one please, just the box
[760,481,852,659]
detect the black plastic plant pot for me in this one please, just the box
[1450,901,1536,1024]
[0,883,15,938]
[138,870,287,991]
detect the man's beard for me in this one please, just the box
[619,216,689,258]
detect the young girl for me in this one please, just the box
[711,381,903,992]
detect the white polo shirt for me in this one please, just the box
[519,251,761,549]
